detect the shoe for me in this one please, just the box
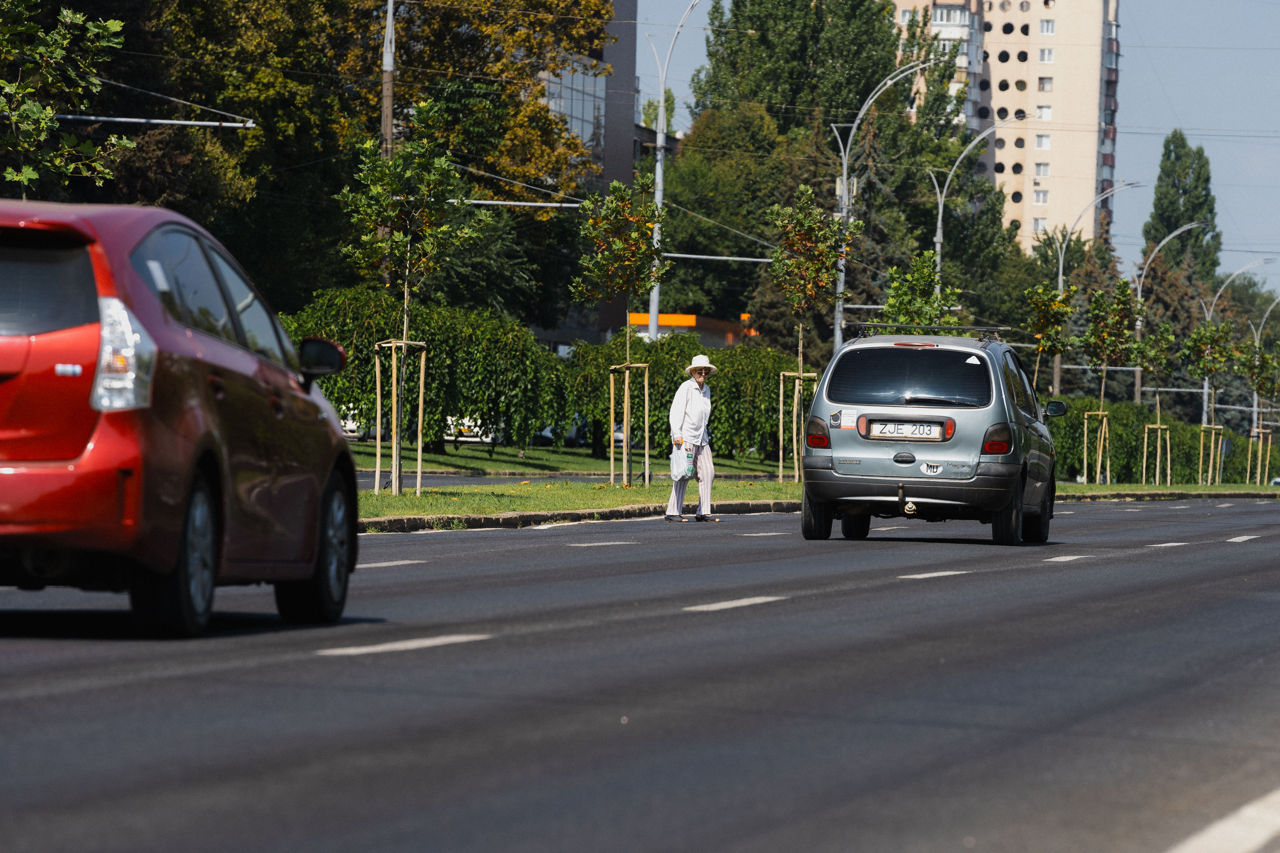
[665,514,687,523]
[694,515,720,522]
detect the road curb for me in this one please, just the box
[355,490,1278,533]
[357,500,802,533]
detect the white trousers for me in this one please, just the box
[666,443,714,516]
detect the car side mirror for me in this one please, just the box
[1043,400,1068,418]
[298,337,346,390]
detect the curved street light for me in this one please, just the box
[1048,180,1143,394]
[831,56,953,351]
[1133,220,1208,404]
[646,0,702,341]
[928,114,1023,287]
[1248,290,1280,433]
[1200,258,1276,424]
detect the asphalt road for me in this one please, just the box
[4,500,1280,852]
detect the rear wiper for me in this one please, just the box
[902,395,980,407]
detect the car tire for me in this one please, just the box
[130,473,219,637]
[275,471,353,624]
[1021,477,1054,544]
[840,513,871,540]
[801,491,833,540]
[991,476,1024,546]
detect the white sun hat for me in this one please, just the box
[685,354,717,375]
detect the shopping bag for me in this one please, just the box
[669,445,686,481]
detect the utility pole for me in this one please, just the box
[381,0,395,159]
[381,0,403,493]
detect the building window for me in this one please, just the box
[1041,19,1055,34]
[1033,218,1048,233]
[1034,190,1049,204]
[1035,162,1050,177]
[900,8,916,24]
[1038,76,1054,92]
[1035,134,1051,150]
[1039,48,1054,63]
[1036,104,1052,121]
[933,6,970,25]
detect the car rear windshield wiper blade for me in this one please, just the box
[902,395,980,407]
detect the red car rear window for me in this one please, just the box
[0,229,99,336]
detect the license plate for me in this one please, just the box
[869,421,942,441]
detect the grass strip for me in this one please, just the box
[359,478,800,520]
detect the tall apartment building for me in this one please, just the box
[894,0,1121,252]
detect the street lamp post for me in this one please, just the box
[831,57,951,351]
[1051,181,1143,394]
[1199,257,1275,424]
[646,0,702,342]
[928,114,1021,293]
[1133,220,1207,404]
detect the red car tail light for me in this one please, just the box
[91,298,157,412]
[982,422,1013,455]
[806,415,830,449]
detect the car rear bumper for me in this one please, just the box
[0,415,146,553]
[802,457,1020,519]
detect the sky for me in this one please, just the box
[635,0,1280,298]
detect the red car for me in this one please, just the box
[0,201,357,636]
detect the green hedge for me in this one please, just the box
[563,333,807,459]
[1047,397,1280,485]
[283,289,1279,482]
[281,289,810,459]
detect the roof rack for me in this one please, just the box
[851,322,1011,342]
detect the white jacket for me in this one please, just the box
[669,377,711,446]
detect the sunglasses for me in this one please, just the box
[692,368,711,375]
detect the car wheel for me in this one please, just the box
[801,491,833,540]
[275,471,353,624]
[991,476,1024,546]
[130,473,219,637]
[1021,477,1054,544]
[840,513,871,540]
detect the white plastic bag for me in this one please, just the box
[669,445,686,481]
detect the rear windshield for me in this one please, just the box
[0,229,98,336]
[825,346,993,407]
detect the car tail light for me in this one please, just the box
[91,297,156,412]
[982,422,1013,455]
[806,415,830,449]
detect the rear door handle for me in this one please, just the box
[207,374,226,397]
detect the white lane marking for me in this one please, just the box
[1228,535,1261,543]
[1217,503,1235,508]
[900,571,971,580]
[1045,555,1092,562]
[569,541,637,547]
[683,596,787,612]
[1123,508,1143,512]
[1150,542,1188,548]
[1163,785,1280,853]
[1056,511,1075,515]
[878,525,909,531]
[739,532,789,537]
[317,634,491,657]
[357,560,427,569]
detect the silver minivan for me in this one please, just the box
[802,332,1067,545]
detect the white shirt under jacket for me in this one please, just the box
[669,377,711,446]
